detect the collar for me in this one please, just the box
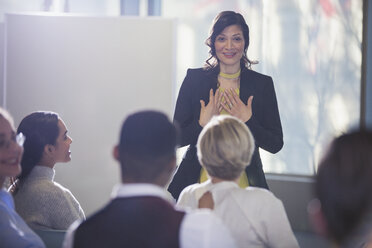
[28,166,55,181]
[204,179,239,193]
[111,183,175,204]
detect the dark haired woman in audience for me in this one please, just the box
[168,11,283,199]
[0,107,45,247]
[9,111,85,230]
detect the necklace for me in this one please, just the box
[219,69,241,79]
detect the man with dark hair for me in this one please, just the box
[63,110,236,248]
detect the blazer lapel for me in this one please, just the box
[240,67,252,103]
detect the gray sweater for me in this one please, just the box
[12,166,85,230]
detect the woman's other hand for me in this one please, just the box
[199,89,222,127]
[223,89,253,122]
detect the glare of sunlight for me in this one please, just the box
[240,5,261,62]
[261,150,287,173]
[176,23,195,89]
[176,145,189,166]
[328,94,349,134]
[305,91,319,144]
[262,1,281,67]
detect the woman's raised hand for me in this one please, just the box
[222,88,253,122]
[199,89,223,127]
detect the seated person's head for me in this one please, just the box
[313,130,372,245]
[113,110,178,186]
[197,115,254,181]
[16,111,72,183]
[0,108,24,186]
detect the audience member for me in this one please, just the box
[9,111,85,230]
[177,115,298,248]
[0,107,45,248]
[310,130,372,247]
[62,110,236,248]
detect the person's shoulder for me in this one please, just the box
[18,178,54,195]
[178,181,210,202]
[242,67,273,81]
[28,180,74,201]
[238,186,281,204]
[186,67,216,78]
[186,67,205,74]
[181,182,205,194]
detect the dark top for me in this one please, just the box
[168,67,283,200]
[73,196,185,248]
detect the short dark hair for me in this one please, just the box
[315,130,372,244]
[205,11,255,70]
[118,110,178,182]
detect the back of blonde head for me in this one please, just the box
[197,115,255,180]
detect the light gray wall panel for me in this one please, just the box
[4,13,176,215]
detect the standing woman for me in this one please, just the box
[0,108,45,248]
[168,11,283,200]
[9,111,85,230]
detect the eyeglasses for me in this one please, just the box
[0,132,25,151]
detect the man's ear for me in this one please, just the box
[113,145,120,162]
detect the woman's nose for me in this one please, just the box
[226,39,232,49]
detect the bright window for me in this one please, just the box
[163,0,363,175]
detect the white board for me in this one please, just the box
[4,13,176,215]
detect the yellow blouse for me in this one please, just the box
[199,87,249,188]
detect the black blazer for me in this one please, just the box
[73,196,185,248]
[168,67,283,199]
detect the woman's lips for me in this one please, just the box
[223,52,236,58]
[0,157,20,165]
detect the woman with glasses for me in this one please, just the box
[0,107,46,247]
[9,111,85,230]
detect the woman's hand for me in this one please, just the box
[199,89,222,127]
[223,88,253,122]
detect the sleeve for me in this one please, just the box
[177,184,198,210]
[45,184,84,230]
[260,195,299,248]
[246,77,283,153]
[0,205,46,248]
[173,69,203,147]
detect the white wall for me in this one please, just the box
[4,13,176,215]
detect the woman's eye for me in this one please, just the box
[217,37,225,41]
[234,37,242,41]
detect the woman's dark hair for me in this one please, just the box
[12,111,59,193]
[315,130,372,244]
[205,11,257,70]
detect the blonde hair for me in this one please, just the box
[0,107,14,128]
[197,115,255,180]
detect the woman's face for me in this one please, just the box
[53,119,73,163]
[214,24,245,70]
[0,117,23,181]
